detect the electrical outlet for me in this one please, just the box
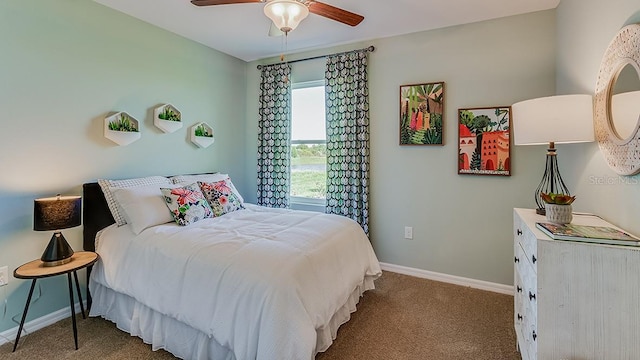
[404,226,413,240]
[0,266,8,286]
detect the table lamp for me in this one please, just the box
[512,94,594,215]
[33,194,82,266]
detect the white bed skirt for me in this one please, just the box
[89,275,376,360]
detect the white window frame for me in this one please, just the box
[290,80,326,207]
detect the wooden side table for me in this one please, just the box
[12,251,99,352]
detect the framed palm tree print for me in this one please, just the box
[399,82,444,145]
[458,106,511,176]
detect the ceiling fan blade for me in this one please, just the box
[190,0,261,6]
[307,1,364,27]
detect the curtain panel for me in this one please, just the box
[257,63,291,208]
[324,50,370,234]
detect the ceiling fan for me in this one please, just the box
[191,0,364,34]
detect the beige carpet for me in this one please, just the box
[0,271,520,360]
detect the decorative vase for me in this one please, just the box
[545,204,573,224]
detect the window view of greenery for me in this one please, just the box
[291,83,326,201]
[291,143,326,199]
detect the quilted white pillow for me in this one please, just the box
[170,173,244,203]
[98,175,172,226]
[112,184,177,235]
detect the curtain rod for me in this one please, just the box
[256,45,374,69]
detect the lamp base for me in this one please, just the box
[42,257,73,267]
[41,232,74,267]
[533,143,570,215]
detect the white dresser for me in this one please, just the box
[513,208,640,360]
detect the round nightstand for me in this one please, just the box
[12,251,99,352]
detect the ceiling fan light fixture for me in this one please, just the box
[264,0,309,33]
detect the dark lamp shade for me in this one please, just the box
[34,195,82,231]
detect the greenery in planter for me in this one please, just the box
[158,107,181,121]
[541,192,576,205]
[108,113,138,132]
[194,124,212,137]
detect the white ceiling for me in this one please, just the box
[94,0,560,62]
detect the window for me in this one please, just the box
[290,81,326,205]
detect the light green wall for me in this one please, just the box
[555,0,640,236]
[246,10,557,285]
[0,1,247,332]
[9,0,636,336]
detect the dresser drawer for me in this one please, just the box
[514,259,525,323]
[514,215,538,273]
[515,242,536,291]
[514,266,527,357]
[514,239,537,360]
[521,261,537,317]
[524,312,538,360]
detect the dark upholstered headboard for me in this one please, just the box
[82,182,115,308]
[82,182,115,252]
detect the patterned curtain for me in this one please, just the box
[325,50,370,234]
[257,63,291,208]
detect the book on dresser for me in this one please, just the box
[535,222,640,246]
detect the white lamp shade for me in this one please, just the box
[264,0,309,33]
[512,94,595,145]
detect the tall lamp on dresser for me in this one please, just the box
[511,94,594,214]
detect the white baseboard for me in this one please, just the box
[0,301,86,346]
[379,262,514,295]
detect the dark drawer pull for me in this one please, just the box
[529,291,536,301]
[517,314,523,321]
[514,256,520,263]
[532,255,537,264]
[517,229,523,236]
[532,331,537,341]
[516,286,522,293]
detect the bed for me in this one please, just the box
[82,176,381,360]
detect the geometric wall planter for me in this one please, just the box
[104,112,141,146]
[190,122,215,148]
[153,104,183,133]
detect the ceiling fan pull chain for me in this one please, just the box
[281,32,289,83]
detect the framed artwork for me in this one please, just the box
[400,82,444,145]
[458,106,511,176]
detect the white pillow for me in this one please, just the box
[112,184,177,235]
[170,173,244,203]
[98,176,172,226]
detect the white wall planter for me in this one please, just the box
[190,122,215,148]
[104,112,141,146]
[153,104,183,133]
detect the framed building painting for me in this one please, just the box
[458,106,511,176]
[400,82,444,145]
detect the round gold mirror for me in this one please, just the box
[594,24,640,175]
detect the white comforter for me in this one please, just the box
[90,204,381,360]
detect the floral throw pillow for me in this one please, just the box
[160,183,213,226]
[198,180,245,217]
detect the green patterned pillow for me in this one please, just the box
[160,183,213,226]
